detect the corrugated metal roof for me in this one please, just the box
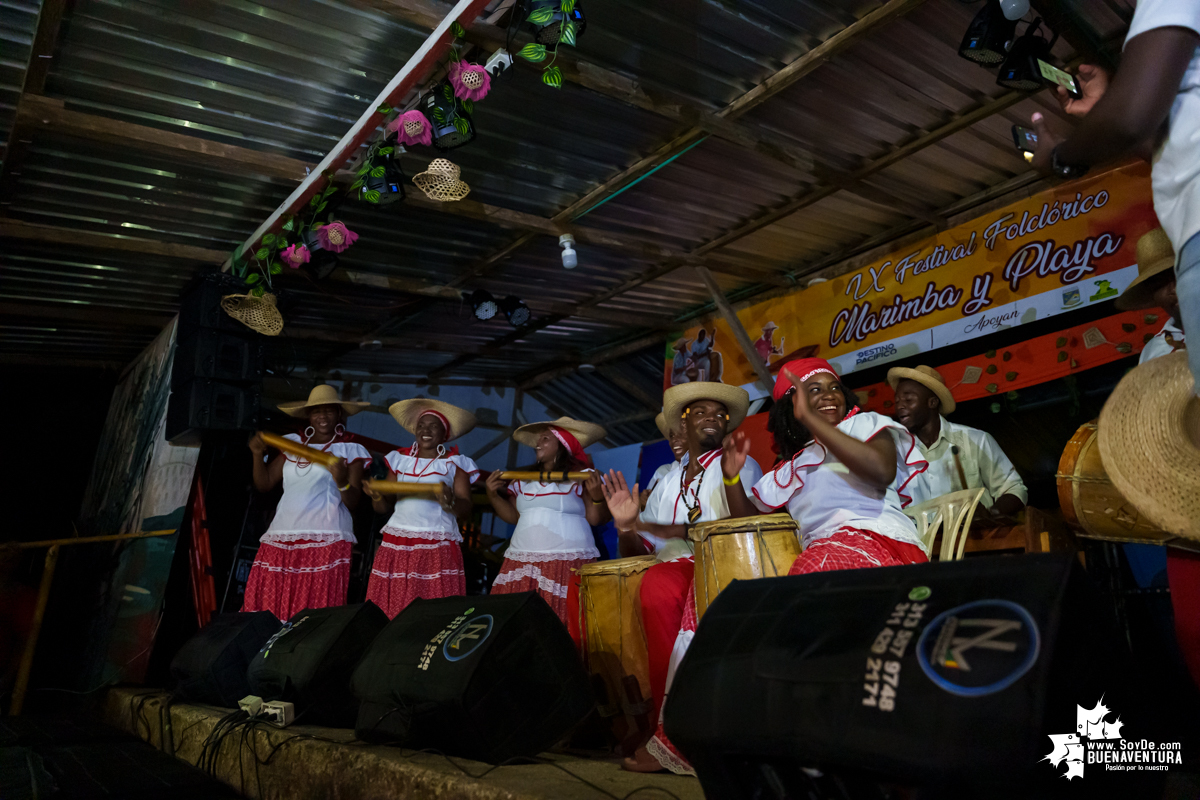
[0,0,1137,438]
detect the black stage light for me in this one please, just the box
[997,20,1055,92]
[421,81,476,152]
[959,0,1017,66]
[359,138,406,206]
[500,295,531,327]
[469,289,498,320]
[300,228,340,279]
[527,0,587,47]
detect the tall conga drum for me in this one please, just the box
[690,513,801,618]
[1056,421,1172,543]
[575,555,655,752]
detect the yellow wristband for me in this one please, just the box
[338,483,351,492]
[722,473,741,486]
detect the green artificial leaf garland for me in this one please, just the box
[561,0,576,13]
[519,43,548,62]
[453,117,470,136]
[559,21,576,46]
[542,65,563,88]
[451,21,466,38]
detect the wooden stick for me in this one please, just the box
[496,471,592,482]
[3,529,176,550]
[363,480,444,497]
[10,545,58,715]
[951,445,970,492]
[260,431,340,470]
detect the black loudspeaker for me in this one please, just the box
[351,592,593,763]
[246,603,387,727]
[666,554,1132,799]
[167,272,264,445]
[170,611,280,707]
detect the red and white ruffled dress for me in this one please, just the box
[750,410,929,573]
[365,451,480,618]
[490,478,600,625]
[242,433,371,621]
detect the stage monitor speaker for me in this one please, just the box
[172,328,264,389]
[247,602,387,727]
[170,611,280,707]
[166,379,260,445]
[351,592,592,764]
[665,554,1133,799]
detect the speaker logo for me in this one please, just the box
[916,599,1040,696]
[444,614,494,662]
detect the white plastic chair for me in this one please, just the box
[903,488,987,561]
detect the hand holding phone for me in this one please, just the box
[1037,59,1083,100]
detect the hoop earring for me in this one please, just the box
[436,444,447,457]
[334,423,346,436]
[304,426,315,440]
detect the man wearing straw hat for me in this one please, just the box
[600,382,762,774]
[640,412,688,509]
[888,365,1027,519]
[1119,228,1186,364]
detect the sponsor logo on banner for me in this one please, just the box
[915,599,1040,697]
[1043,698,1182,779]
[667,163,1157,388]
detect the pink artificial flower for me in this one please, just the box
[314,222,358,254]
[449,61,491,102]
[281,243,310,269]
[387,109,432,147]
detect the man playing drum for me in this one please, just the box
[600,382,761,774]
[888,365,1027,520]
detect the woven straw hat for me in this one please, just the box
[1116,228,1176,311]
[514,417,607,449]
[388,398,477,442]
[221,292,284,336]
[655,412,675,439]
[663,381,750,433]
[413,158,470,202]
[277,384,370,418]
[887,365,957,414]
[1098,351,1199,539]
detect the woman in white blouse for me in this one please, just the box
[485,417,609,624]
[722,358,929,573]
[362,399,479,617]
[243,385,372,621]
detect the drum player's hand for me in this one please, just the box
[484,470,508,496]
[328,458,348,487]
[601,470,639,530]
[583,471,604,503]
[722,430,751,479]
[248,433,267,458]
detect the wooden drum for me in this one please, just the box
[690,513,801,618]
[575,555,656,752]
[1056,421,1171,544]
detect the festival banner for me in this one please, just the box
[664,162,1157,397]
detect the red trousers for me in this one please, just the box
[1167,549,1200,690]
[638,558,694,724]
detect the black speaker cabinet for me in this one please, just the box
[170,611,280,707]
[166,379,260,445]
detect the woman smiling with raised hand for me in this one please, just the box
[243,385,372,621]
[486,417,609,624]
[362,399,479,617]
[722,358,929,574]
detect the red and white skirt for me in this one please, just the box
[491,556,594,626]
[365,532,465,619]
[790,527,928,574]
[241,539,351,622]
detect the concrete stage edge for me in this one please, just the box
[103,688,704,799]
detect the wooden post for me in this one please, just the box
[10,545,59,715]
[695,266,774,394]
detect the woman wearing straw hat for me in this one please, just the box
[722,358,929,574]
[362,399,480,617]
[485,417,609,624]
[243,385,372,620]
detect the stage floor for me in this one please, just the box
[103,687,704,800]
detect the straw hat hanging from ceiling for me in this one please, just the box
[221,292,284,336]
[413,158,470,202]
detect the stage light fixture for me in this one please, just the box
[959,0,1017,66]
[997,20,1055,92]
[421,81,476,152]
[359,137,406,206]
[299,229,340,279]
[469,289,498,320]
[500,295,531,327]
[559,233,577,269]
[526,0,587,47]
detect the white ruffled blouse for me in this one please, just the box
[750,411,927,549]
[261,433,372,545]
[504,476,600,563]
[380,451,480,543]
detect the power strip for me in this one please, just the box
[261,701,295,727]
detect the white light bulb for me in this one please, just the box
[999,0,1029,21]
[559,233,577,269]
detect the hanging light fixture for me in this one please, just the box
[421,81,475,152]
[468,289,498,320]
[559,233,577,269]
[525,0,586,46]
[958,0,1017,66]
[299,229,340,280]
[500,295,531,327]
[997,19,1056,92]
[358,136,406,206]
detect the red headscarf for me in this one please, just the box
[773,357,840,401]
[549,426,591,466]
[418,409,452,439]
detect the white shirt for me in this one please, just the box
[639,449,763,562]
[644,461,676,497]
[905,416,1028,509]
[262,434,372,544]
[505,477,600,562]
[380,451,480,542]
[750,412,926,549]
[1139,317,1186,363]
[1127,0,1200,250]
